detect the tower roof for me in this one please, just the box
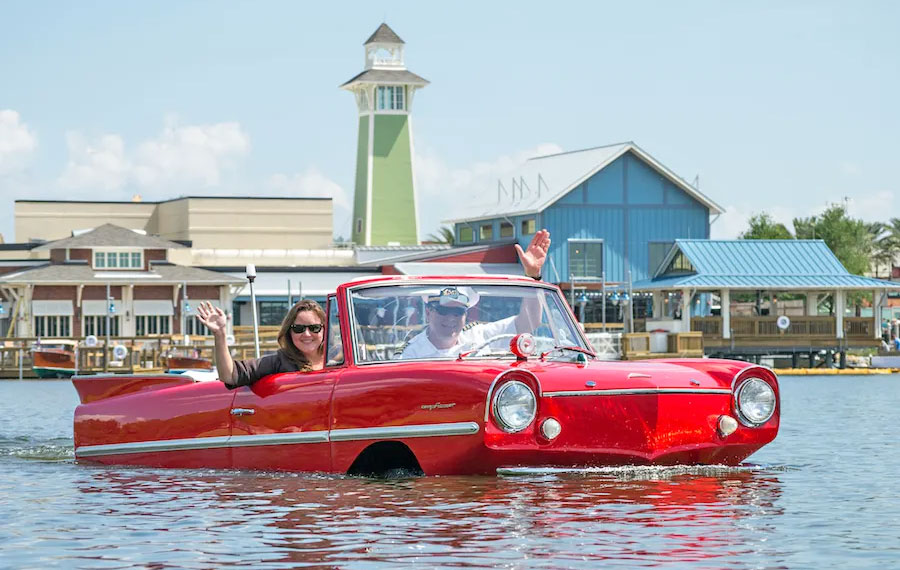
[340,68,429,89]
[365,23,404,45]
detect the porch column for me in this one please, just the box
[651,292,664,319]
[681,288,691,333]
[835,289,845,339]
[122,284,135,337]
[220,285,234,337]
[721,289,731,339]
[806,291,818,315]
[873,289,885,340]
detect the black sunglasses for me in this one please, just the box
[428,304,467,317]
[290,323,323,334]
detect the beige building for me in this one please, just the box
[12,197,352,268]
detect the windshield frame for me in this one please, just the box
[344,278,590,366]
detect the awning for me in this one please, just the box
[81,300,111,316]
[133,300,174,316]
[32,300,74,316]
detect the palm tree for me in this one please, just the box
[880,217,900,277]
[425,226,455,245]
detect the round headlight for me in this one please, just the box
[735,377,776,426]
[492,381,537,433]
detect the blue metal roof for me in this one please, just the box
[633,239,900,290]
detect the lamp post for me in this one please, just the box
[247,264,260,358]
[105,282,113,372]
[182,280,190,345]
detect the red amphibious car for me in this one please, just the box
[72,276,779,476]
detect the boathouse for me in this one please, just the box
[0,224,244,338]
[629,239,900,364]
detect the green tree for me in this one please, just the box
[877,217,900,276]
[739,213,793,239]
[425,226,455,245]
[792,204,872,276]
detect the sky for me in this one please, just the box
[1,1,898,244]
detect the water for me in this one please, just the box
[1,376,899,569]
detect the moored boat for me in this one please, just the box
[32,339,78,378]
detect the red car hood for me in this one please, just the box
[504,358,758,394]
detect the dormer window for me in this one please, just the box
[376,86,405,111]
[94,250,143,270]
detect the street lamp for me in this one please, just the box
[247,264,260,358]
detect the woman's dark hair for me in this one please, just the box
[277,300,326,371]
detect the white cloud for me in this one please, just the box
[267,168,351,238]
[58,132,130,191]
[0,110,38,176]
[414,143,563,240]
[57,118,251,194]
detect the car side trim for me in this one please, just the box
[543,388,733,397]
[76,422,480,457]
[329,421,480,442]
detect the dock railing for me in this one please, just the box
[0,334,281,378]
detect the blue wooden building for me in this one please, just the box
[445,142,724,287]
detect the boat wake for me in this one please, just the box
[0,437,74,462]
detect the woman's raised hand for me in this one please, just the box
[196,301,228,336]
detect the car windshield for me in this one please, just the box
[348,282,589,363]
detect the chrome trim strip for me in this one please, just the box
[329,421,480,442]
[543,388,733,397]
[76,422,479,458]
[226,431,329,447]
[76,435,234,457]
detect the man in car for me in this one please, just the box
[400,229,550,359]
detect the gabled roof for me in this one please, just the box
[444,142,724,224]
[633,239,900,290]
[365,23,404,45]
[33,224,186,251]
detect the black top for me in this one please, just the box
[228,349,304,389]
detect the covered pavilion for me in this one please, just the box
[630,239,900,365]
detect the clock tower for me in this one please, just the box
[341,23,429,245]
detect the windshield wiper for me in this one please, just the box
[540,345,596,361]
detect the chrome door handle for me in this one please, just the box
[231,408,256,416]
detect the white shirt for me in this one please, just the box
[400,317,518,359]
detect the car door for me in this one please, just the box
[229,369,336,472]
[228,295,346,472]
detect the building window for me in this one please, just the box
[356,218,363,234]
[93,250,143,270]
[648,242,674,276]
[521,218,536,235]
[83,315,121,337]
[500,221,514,238]
[33,315,72,338]
[376,86,405,111]
[185,316,211,336]
[479,224,493,241]
[568,240,603,279]
[459,226,473,243]
[664,251,695,274]
[259,301,290,326]
[135,315,171,336]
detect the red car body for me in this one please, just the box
[73,276,779,475]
